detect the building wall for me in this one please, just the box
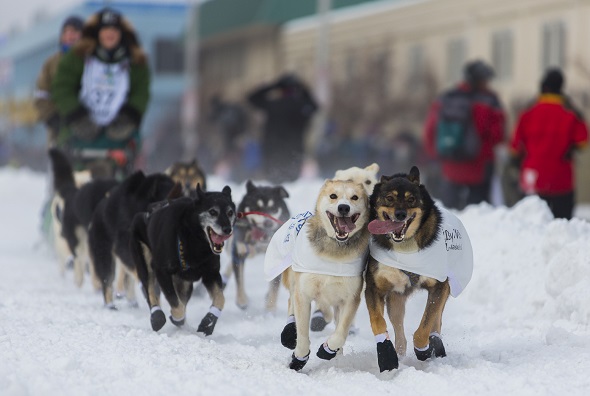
[280,0,590,202]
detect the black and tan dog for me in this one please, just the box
[365,166,473,372]
[130,185,236,335]
[88,171,175,308]
[165,159,207,196]
[223,180,290,310]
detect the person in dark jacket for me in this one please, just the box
[52,8,150,178]
[424,60,505,210]
[247,73,317,183]
[509,69,588,219]
[34,15,84,148]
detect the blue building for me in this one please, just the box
[0,1,188,171]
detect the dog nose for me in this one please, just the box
[394,210,407,221]
[338,204,350,215]
[222,226,232,235]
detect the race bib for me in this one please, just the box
[79,57,130,126]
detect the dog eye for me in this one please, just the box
[365,180,371,185]
[351,195,359,201]
[227,209,234,217]
[209,209,218,216]
[330,194,337,199]
[407,196,416,204]
[386,195,394,202]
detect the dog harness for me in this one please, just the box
[369,205,473,297]
[264,212,367,281]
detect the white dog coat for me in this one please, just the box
[369,205,473,297]
[264,212,368,281]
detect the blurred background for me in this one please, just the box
[1,0,590,204]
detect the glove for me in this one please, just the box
[66,107,100,141]
[106,105,141,141]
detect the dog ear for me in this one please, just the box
[408,166,420,185]
[195,183,205,200]
[275,186,289,199]
[167,182,183,200]
[380,175,393,183]
[366,162,380,173]
[246,180,255,193]
[222,185,232,197]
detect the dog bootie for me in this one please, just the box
[377,339,399,372]
[289,352,310,371]
[281,321,297,350]
[170,315,185,327]
[197,312,218,336]
[414,333,446,361]
[150,307,166,332]
[310,310,328,332]
[316,342,339,360]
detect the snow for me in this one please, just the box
[1,167,590,396]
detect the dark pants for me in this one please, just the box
[539,192,575,220]
[439,164,493,210]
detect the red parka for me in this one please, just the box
[510,94,588,195]
[424,83,506,184]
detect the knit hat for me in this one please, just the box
[97,8,123,30]
[61,15,84,32]
[464,60,495,84]
[540,68,564,94]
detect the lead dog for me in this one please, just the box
[365,166,473,371]
[130,185,236,335]
[264,179,370,371]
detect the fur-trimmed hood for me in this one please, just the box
[72,12,147,65]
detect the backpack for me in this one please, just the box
[435,90,481,161]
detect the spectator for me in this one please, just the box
[424,60,505,209]
[52,8,150,179]
[509,69,589,219]
[247,73,317,183]
[34,15,84,148]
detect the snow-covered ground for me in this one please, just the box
[1,167,590,396]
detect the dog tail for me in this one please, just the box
[48,148,77,198]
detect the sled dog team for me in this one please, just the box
[48,149,473,372]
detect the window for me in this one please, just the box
[491,30,513,81]
[154,38,184,74]
[446,38,467,83]
[541,21,566,70]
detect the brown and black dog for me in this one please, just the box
[365,166,473,372]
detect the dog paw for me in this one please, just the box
[280,321,297,350]
[150,307,166,331]
[104,302,117,310]
[316,342,339,360]
[310,310,328,332]
[414,333,446,361]
[377,339,399,372]
[289,352,309,371]
[197,312,218,336]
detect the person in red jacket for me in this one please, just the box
[424,60,506,210]
[510,69,588,219]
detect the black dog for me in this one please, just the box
[48,148,119,288]
[224,180,289,310]
[130,185,236,335]
[88,170,175,308]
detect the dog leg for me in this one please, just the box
[413,280,450,361]
[365,271,399,371]
[232,255,248,310]
[89,239,116,309]
[265,275,281,313]
[292,285,312,364]
[386,292,408,356]
[198,272,225,336]
[170,276,192,326]
[318,291,361,360]
[115,263,127,299]
[124,268,139,308]
[136,245,164,331]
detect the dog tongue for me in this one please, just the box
[250,227,267,241]
[336,216,356,233]
[211,232,231,245]
[368,219,405,235]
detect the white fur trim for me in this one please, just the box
[294,353,309,362]
[209,306,222,318]
[415,344,430,352]
[375,332,389,343]
[312,310,324,319]
[286,315,295,324]
[171,314,185,322]
[430,332,442,339]
[150,306,163,314]
[322,342,337,354]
